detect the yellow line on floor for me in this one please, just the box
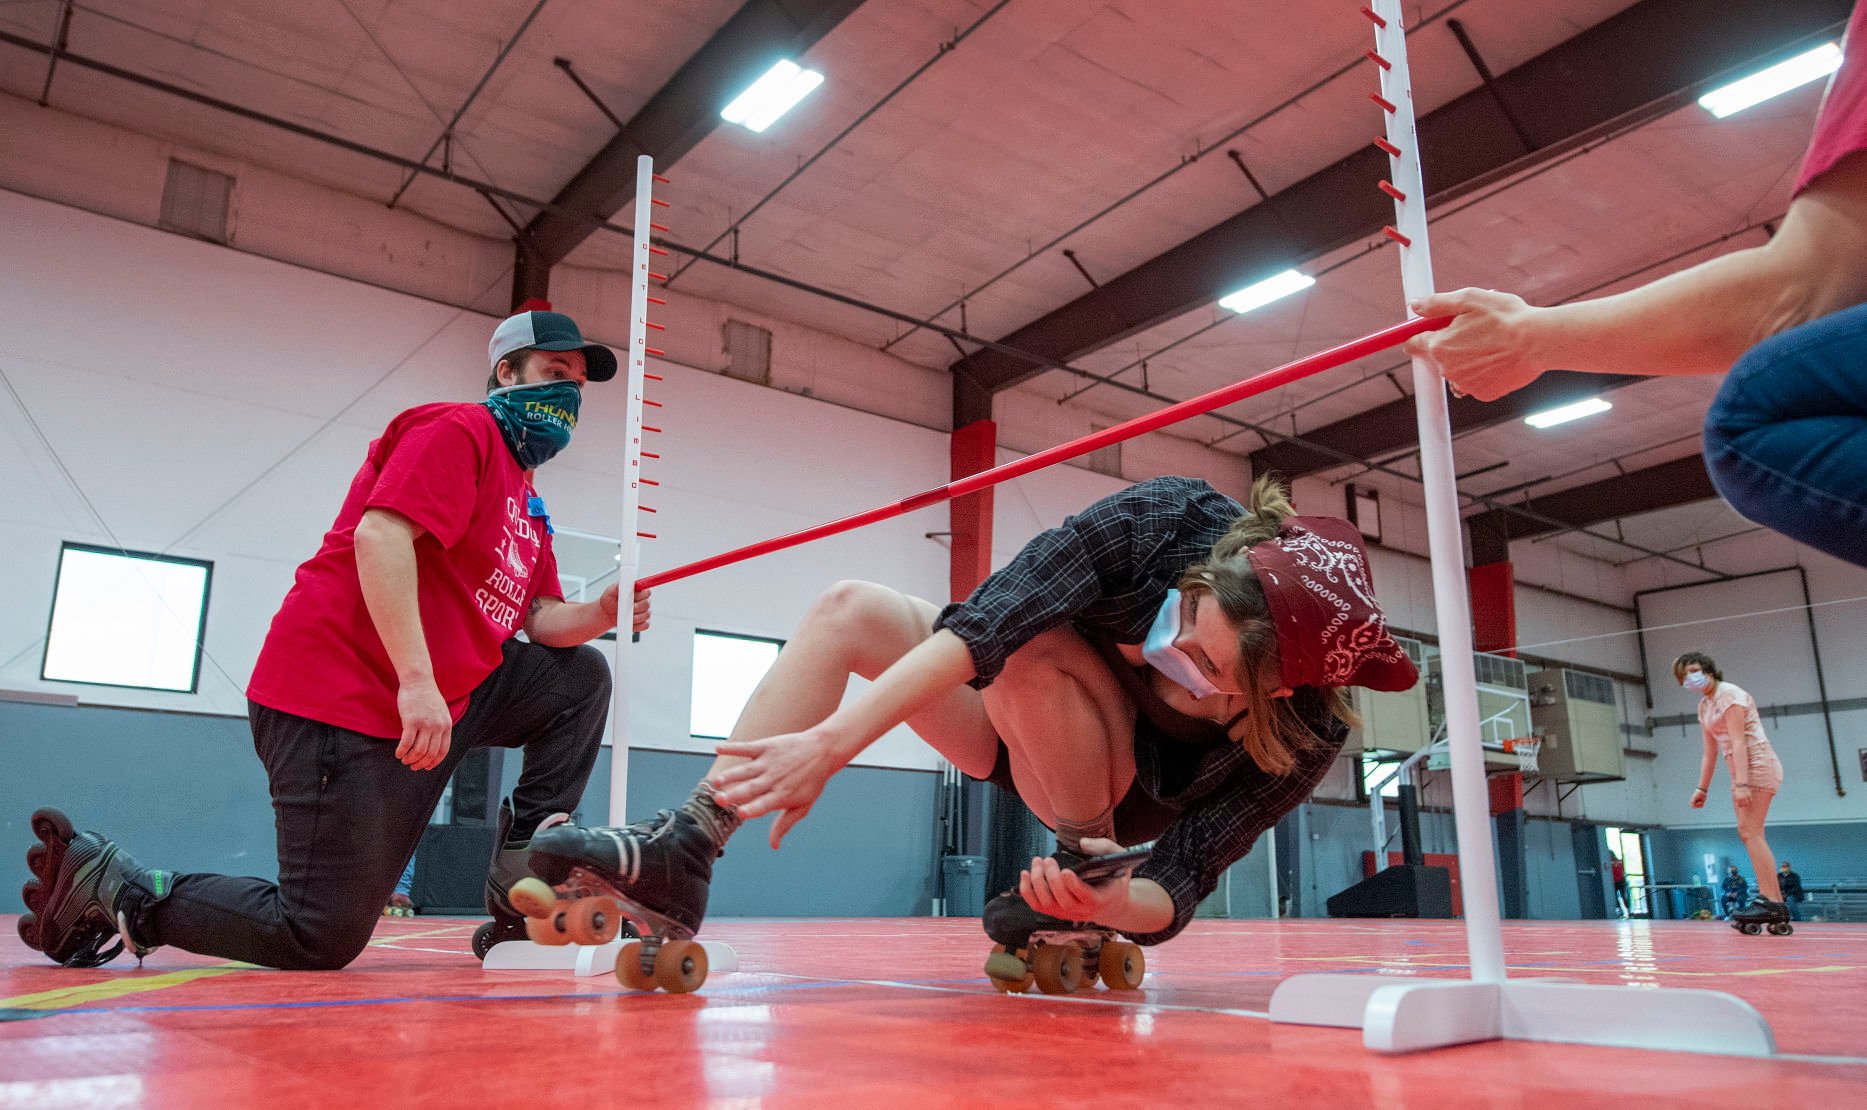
[1,964,253,1010]
[368,924,473,946]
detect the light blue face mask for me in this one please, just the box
[1142,589,1222,699]
[1683,671,1710,692]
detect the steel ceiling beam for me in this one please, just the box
[948,0,1850,398]
[513,0,866,301]
[1465,453,1721,564]
[1252,370,1642,479]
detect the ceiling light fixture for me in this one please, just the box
[721,59,825,133]
[1524,397,1612,429]
[1698,43,1842,119]
[1218,269,1315,314]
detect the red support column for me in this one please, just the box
[949,420,997,603]
[1468,561,1517,657]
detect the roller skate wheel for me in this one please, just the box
[472,922,499,961]
[26,844,48,880]
[1032,944,1084,995]
[615,941,657,990]
[21,879,46,917]
[564,896,622,946]
[507,877,557,919]
[1098,941,1145,990]
[654,939,708,993]
[1739,922,1762,936]
[30,808,73,845]
[17,913,41,950]
[525,912,574,946]
[984,946,1029,982]
[1767,922,1793,936]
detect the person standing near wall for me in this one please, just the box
[1609,853,1629,918]
[20,310,648,971]
[1677,651,1790,931]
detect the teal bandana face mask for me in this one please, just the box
[483,379,581,469]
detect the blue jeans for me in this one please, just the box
[1704,302,1867,567]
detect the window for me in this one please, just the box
[42,543,212,693]
[689,630,782,740]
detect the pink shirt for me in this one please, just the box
[1697,682,1784,791]
[247,403,563,737]
[1795,3,1867,194]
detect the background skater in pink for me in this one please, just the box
[1675,651,1792,935]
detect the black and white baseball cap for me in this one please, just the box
[488,310,618,383]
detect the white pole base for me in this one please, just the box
[1270,974,1775,1056]
[1269,977,1777,1052]
[481,938,740,978]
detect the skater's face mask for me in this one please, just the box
[1679,665,1710,692]
[1142,590,1283,701]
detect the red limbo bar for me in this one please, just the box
[635,316,1448,590]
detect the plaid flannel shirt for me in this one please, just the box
[935,476,1346,944]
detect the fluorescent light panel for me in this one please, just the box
[1218,269,1315,314]
[1698,43,1842,119]
[721,59,824,133]
[1524,397,1612,429]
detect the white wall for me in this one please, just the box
[0,189,970,769]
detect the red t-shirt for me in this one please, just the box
[247,403,563,737]
[1795,3,1867,194]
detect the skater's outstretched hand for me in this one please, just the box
[1022,838,1133,923]
[711,729,846,848]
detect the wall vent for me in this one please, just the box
[721,319,772,385]
[159,159,233,244]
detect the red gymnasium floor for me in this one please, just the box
[3,915,1864,1108]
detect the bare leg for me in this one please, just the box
[1738,790,1782,901]
[704,581,999,780]
[981,625,1135,839]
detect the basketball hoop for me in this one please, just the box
[1503,737,1541,775]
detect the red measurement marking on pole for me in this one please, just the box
[645,373,664,381]
[647,321,666,330]
[646,346,665,357]
[651,223,669,232]
[1364,49,1391,70]
[638,532,657,539]
[648,295,667,305]
[642,451,661,459]
[1374,137,1402,157]
[649,273,668,282]
[645,398,663,407]
[1383,226,1412,247]
[1378,180,1406,201]
[652,198,670,208]
[643,425,662,434]
[641,478,660,486]
[649,246,670,257]
[1370,92,1397,113]
[652,173,670,183]
[641,506,657,513]
[1361,5,1386,26]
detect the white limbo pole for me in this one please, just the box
[606,153,657,830]
[1267,0,1770,1054]
[485,155,737,976]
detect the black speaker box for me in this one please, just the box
[1326,863,1454,918]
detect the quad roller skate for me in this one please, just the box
[471,803,603,960]
[18,807,168,968]
[980,847,1151,995]
[1728,897,1794,936]
[513,808,717,993]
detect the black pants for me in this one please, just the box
[136,639,610,970]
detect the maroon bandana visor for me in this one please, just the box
[1245,516,1418,692]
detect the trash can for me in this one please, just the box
[942,855,988,917]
